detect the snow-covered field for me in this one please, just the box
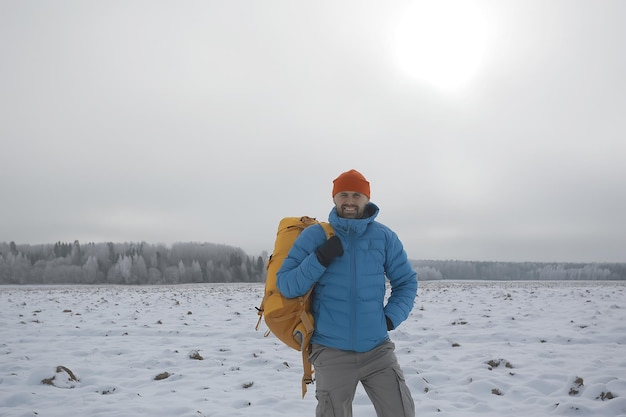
[1,281,625,417]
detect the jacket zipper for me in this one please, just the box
[349,229,357,351]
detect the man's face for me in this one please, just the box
[333,191,369,219]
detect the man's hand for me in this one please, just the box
[316,236,344,267]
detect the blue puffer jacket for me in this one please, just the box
[277,203,418,353]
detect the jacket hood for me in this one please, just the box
[329,202,379,236]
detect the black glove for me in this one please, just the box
[386,316,394,331]
[316,235,344,267]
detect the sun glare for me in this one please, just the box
[394,0,488,90]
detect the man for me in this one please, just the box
[277,169,418,417]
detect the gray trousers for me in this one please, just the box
[309,339,415,417]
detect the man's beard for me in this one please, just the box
[339,205,362,219]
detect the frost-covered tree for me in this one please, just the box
[191,260,203,283]
[415,266,443,281]
[9,241,18,257]
[70,241,82,265]
[147,267,162,284]
[106,255,132,284]
[120,255,132,283]
[163,265,180,284]
[83,256,99,284]
[7,252,30,284]
[132,254,148,284]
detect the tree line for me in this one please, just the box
[1,240,624,285]
[0,241,267,285]
[412,259,626,281]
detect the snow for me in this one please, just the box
[1,280,625,417]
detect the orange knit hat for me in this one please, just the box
[332,169,370,198]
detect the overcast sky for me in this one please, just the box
[1,0,625,263]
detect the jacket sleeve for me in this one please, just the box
[382,229,418,329]
[276,226,328,298]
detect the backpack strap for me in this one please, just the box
[301,222,335,397]
[319,222,335,240]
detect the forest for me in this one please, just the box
[1,240,624,285]
[412,259,626,281]
[0,241,266,285]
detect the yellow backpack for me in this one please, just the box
[255,216,334,397]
